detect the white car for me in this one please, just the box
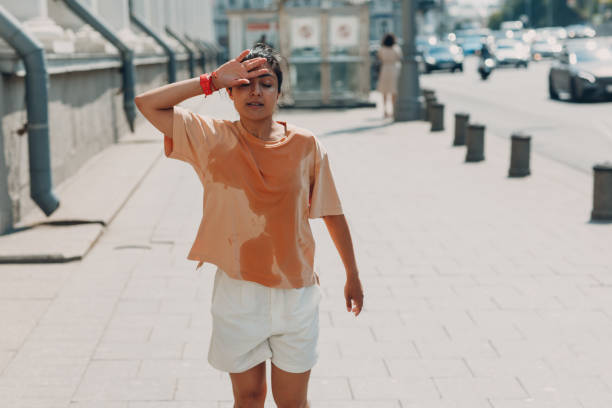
[493,39,530,68]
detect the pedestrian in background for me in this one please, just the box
[377,33,402,118]
[133,43,364,408]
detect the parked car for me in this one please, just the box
[422,43,464,73]
[493,39,530,68]
[458,35,484,55]
[416,35,438,53]
[455,29,489,55]
[548,39,612,101]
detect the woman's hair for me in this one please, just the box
[381,33,396,47]
[241,43,283,92]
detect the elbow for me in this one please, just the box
[133,95,144,109]
[133,95,150,115]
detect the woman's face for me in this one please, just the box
[228,63,279,121]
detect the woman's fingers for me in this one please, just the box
[234,49,250,62]
[245,68,269,79]
[230,78,250,87]
[243,57,267,71]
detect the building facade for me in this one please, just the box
[0,0,218,235]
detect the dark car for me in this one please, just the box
[548,39,612,101]
[422,43,464,73]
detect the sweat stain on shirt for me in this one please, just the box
[164,106,343,289]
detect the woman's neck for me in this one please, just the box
[240,117,281,141]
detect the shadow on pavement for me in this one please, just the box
[321,120,395,137]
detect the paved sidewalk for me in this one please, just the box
[0,92,611,408]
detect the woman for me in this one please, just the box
[134,43,364,407]
[377,33,403,118]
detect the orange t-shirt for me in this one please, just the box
[164,106,344,289]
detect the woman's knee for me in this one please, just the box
[234,388,267,407]
[230,362,267,407]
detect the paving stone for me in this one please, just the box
[415,338,500,359]
[69,402,128,408]
[400,400,492,408]
[516,373,612,401]
[312,357,388,377]
[350,376,439,400]
[81,360,140,380]
[489,397,584,408]
[138,359,222,379]
[174,377,239,400]
[101,327,152,343]
[384,357,471,379]
[93,341,184,360]
[433,376,529,400]
[129,402,216,408]
[463,357,554,378]
[73,377,176,401]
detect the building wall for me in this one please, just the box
[0,61,190,231]
[0,0,216,234]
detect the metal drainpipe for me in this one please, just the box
[165,26,194,78]
[0,6,60,216]
[128,0,176,83]
[184,34,206,72]
[62,0,136,132]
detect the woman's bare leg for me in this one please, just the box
[229,361,267,408]
[382,93,389,117]
[391,93,397,118]
[271,362,311,408]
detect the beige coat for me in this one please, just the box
[376,44,403,94]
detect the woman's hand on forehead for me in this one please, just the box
[213,49,268,90]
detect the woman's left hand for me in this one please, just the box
[344,275,364,316]
[212,49,268,90]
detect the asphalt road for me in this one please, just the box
[420,56,612,174]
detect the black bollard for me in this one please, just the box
[465,123,485,162]
[453,113,469,146]
[508,133,531,177]
[430,103,444,132]
[591,162,612,221]
[425,95,437,122]
[422,89,435,99]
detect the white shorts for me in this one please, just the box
[207,267,322,374]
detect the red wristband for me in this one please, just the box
[199,73,215,96]
[211,71,218,92]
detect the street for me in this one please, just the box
[420,56,612,173]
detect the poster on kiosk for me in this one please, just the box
[290,17,320,52]
[329,16,359,49]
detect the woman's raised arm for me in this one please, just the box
[133,49,267,137]
[134,78,202,136]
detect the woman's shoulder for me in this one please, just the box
[191,111,238,134]
[283,122,323,153]
[284,122,316,139]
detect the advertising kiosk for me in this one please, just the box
[227,1,371,107]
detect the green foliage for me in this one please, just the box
[488,11,504,29]
[488,0,587,28]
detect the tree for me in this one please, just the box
[488,0,587,28]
